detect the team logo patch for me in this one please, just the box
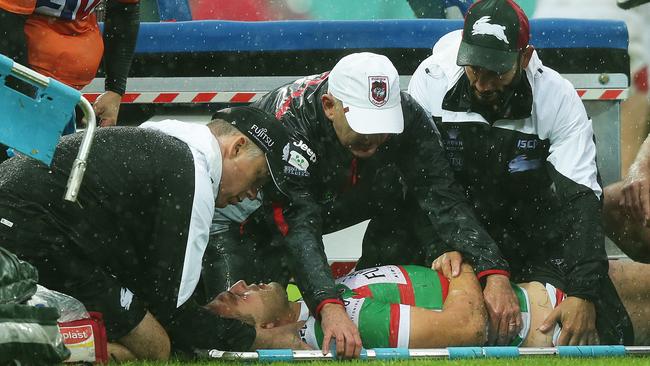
[508,154,541,173]
[447,128,460,140]
[120,287,134,310]
[368,76,389,107]
[282,142,291,161]
[472,16,509,45]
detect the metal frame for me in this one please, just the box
[202,346,650,361]
[64,96,96,202]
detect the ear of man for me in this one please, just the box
[224,135,248,160]
[520,45,535,69]
[321,93,339,121]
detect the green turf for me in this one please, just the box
[122,356,650,366]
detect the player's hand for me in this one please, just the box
[319,303,362,358]
[252,321,311,350]
[484,274,521,345]
[620,160,650,225]
[93,91,122,127]
[431,251,463,278]
[539,296,598,345]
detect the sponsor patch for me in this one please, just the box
[284,165,310,177]
[0,218,13,228]
[337,265,406,288]
[248,124,275,150]
[293,140,317,163]
[516,139,540,150]
[288,151,309,171]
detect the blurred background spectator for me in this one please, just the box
[136,0,542,21]
[534,0,650,176]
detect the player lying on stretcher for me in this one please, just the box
[206,259,649,350]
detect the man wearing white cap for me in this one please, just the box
[199,52,508,357]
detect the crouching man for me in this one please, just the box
[0,107,304,361]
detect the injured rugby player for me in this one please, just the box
[206,261,649,349]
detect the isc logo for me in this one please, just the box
[517,139,539,149]
[61,325,92,345]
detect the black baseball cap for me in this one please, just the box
[456,0,530,74]
[211,106,289,197]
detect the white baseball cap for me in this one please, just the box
[328,53,404,134]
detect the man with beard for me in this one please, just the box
[407,0,633,346]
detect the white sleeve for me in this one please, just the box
[544,78,602,198]
[408,58,449,118]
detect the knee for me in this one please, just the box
[139,336,171,361]
[119,312,171,361]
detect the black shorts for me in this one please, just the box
[0,200,146,340]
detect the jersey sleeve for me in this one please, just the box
[103,0,140,95]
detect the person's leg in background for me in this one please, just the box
[603,181,650,262]
[609,259,650,345]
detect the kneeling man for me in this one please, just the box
[0,107,303,361]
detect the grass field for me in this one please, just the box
[122,356,650,366]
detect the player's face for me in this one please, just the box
[210,280,289,325]
[464,63,518,105]
[217,153,269,208]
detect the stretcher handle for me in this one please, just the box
[201,345,644,361]
[64,96,96,202]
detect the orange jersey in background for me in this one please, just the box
[0,0,35,14]
[24,13,104,89]
[0,0,137,90]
